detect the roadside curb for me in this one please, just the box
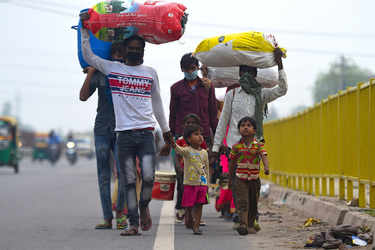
[342,211,375,234]
[266,183,375,231]
[267,184,348,226]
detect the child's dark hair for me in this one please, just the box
[180,53,199,70]
[123,35,146,48]
[237,116,257,130]
[183,113,201,125]
[183,124,201,146]
[110,41,124,56]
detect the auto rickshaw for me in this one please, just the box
[0,116,19,173]
[32,132,49,161]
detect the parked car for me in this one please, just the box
[76,136,94,159]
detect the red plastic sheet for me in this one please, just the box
[83,1,187,44]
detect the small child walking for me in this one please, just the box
[174,114,207,225]
[229,117,269,235]
[160,114,207,224]
[172,124,209,235]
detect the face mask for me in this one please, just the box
[126,52,143,64]
[184,70,198,81]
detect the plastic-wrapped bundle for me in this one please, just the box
[194,31,286,68]
[73,1,187,68]
[74,19,112,69]
[208,67,279,88]
[82,0,188,44]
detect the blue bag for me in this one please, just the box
[72,9,112,69]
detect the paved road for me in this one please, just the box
[0,158,262,250]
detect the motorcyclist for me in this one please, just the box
[48,130,62,162]
[66,132,74,142]
[65,132,77,152]
[65,131,78,165]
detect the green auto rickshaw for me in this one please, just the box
[32,132,49,162]
[0,116,19,173]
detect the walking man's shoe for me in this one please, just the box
[95,221,112,229]
[236,224,248,235]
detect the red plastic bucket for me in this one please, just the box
[152,171,176,201]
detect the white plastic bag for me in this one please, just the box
[256,68,280,88]
[208,67,279,88]
[215,88,227,102]
[194,31,286,68]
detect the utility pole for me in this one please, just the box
[15,92,21,123]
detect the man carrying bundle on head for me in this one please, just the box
[80,12,173,236]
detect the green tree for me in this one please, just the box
[312,56,372,103]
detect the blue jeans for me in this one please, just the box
[95,133,126,221]
[117,129,156,227]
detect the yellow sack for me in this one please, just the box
[194,31,286,68]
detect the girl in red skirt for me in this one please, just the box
[172,124,209,235]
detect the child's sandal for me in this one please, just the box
[236,225,248,235]
[116,215,128,230]
[193,229,202,235]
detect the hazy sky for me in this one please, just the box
[0,0,374,134]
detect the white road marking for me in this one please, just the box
[153,201,175,250]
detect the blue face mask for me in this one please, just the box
[184,70,198,81]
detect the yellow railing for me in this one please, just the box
[261,78,375,209]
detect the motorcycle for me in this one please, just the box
[65,140,78,165]
[48,143,61,165]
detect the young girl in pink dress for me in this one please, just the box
[172,124,209,235]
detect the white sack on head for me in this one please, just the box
[208,67,279,89]
[194,31,286,68]
[256,68,280,88]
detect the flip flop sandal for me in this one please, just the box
[140,207,152,231]
[141,217,152,231]
[120,227,140,236]
[95,222,112,230]
[116,215,128,230]
[236,225,248,236]
[193,229,203,235]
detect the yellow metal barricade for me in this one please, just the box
[263,79,374,208]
